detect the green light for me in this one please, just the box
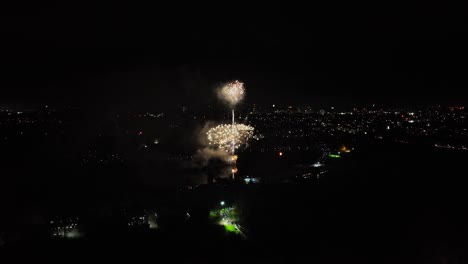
[210,206,243,235]
[209,211,217,218]
[329,154,341,158]
[224,224,238,233]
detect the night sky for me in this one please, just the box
[2,1,468,108]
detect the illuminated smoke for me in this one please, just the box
[193,147,231,168]
[191,147,234,180]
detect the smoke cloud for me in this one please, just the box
[192,147,230,168]
[188,122,234,181]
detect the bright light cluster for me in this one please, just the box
[209,206,242,234]
[219,80,245,106]
[207,124,254,152]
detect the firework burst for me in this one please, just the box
[206,124,254,152]
[218,80,245,106]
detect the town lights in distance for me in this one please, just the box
[206,124,254,152]
[219,80,245,106]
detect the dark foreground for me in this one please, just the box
[2,143,468,263]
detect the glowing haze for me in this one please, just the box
[218,80,245,107]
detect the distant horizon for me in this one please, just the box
[1,101,465,112]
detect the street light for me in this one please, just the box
[220,201,225,206]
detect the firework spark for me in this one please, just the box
[206,124,254,152]
[218,80,245,106]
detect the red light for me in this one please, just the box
[279,152,283,156]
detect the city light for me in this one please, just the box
[340,145,351,153]
[312,162,323,167]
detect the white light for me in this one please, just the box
[312,162,323,167]
[220,201,225,206]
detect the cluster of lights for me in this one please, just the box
[206,124,254,152]
[128,215,148,227]
[50,219,80,238]
[244,177,260,184]
[434,143,468,151]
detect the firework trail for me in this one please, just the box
[218,80,246,155]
